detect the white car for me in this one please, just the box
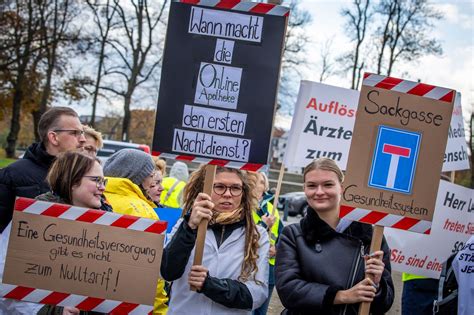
[97,140,151,162]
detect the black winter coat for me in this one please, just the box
[275,207,394,315]
[0,142,54,232]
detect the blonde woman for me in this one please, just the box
[275,158,394,315]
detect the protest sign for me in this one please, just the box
[284,82,467,172]
[385,180,473,278]
[152,0,288,171]
[341,73,456,232]
[453,234,474,315]
[284,81,359,170]
[442,92,470,172]
[1,198,166,313]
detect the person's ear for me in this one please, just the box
[47,130,59,146]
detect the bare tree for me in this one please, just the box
[100,0,168,141]
[374,0,442,76]
[32,0,79,140]
[1,0,42,157]
[319,38,335,83]
[340,0,371,90]
[278,0,311,113]
[85,0,118,127]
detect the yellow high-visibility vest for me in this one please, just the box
[252,202,281,265]
[160,177,186,208]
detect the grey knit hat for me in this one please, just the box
[103,149,155,186]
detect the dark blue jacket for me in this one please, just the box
[0,142,54,232]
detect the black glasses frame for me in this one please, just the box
[213,184,243,197]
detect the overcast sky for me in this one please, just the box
[72,0,473,131]
[292,0,473,123]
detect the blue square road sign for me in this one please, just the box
[368,126,421,194]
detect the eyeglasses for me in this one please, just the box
[83,176,108,188]
[53,129,85,138]
[213,184,243,197]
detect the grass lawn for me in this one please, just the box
[0,158,16,168]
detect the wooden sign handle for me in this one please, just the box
[271,163,285,216]
[359,225,384,315]
[190,164,216,291]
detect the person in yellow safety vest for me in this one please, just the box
[401,272,439,314]
[250,172,284,315]
[160,161,189,208]
[103,149,168,315]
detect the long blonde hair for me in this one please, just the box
[183,165,261,283]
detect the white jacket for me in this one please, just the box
[167,219,269,315]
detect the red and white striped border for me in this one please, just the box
[153,151,266,172]
[363,73,455,103]
[13,198,167,234]
[178,0,290,16]
[0,284,153,314]
[1,198,167,314]
[340,205,432,234]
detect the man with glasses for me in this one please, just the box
[0,107,86,233]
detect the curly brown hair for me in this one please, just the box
[183,165,261,283]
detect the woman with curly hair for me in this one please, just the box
[160,166,269,314]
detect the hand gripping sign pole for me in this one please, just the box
[190,164,216,290]
[339,73,455,315]
[150,0,289,292]
[359,225,384,314]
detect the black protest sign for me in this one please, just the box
[152,1,288,167]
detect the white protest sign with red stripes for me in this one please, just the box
[341,73,455,233]
[385,180,474,278]
[152,0,288,171]
[0,198,167,314]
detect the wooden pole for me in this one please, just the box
[190,164,216,290]
[359,225,384,315]
[450,171,455,183]
[271,163,285,216]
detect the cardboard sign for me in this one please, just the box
[284,81,359,170]
[385,180,473,278]
[284,82,468,172]
[342,73,455,224]
[152,1,288,166]
[3,205,165,306]
[442,92,470,172]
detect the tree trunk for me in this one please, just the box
[121,93,132,141]
[5,82,24,158]
[5,0,36,157]
[33,57,55,141]
[351,43,361,89]
[90,39,107,128]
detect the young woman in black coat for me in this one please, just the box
[275,158,394,315]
